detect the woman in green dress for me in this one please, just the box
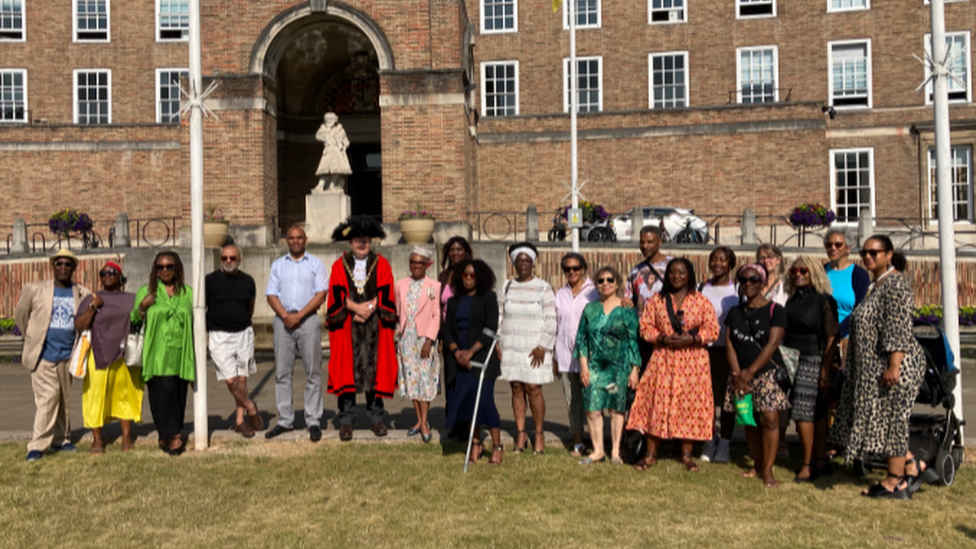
[575,266,641,465]
[131,251,195,456]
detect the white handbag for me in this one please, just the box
[124,325,145,367]
[68,330,92,379]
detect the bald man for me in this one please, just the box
[265,226,328,441]
[206,244,262,438]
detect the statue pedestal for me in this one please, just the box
[305,190,351,243]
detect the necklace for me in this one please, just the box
[343,253,376,296]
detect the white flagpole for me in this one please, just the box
[569,1,579,253]
[929,0,963,433]
[189,0,209,450]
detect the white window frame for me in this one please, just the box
[0,69,27,123]
[563,55,603,113]
[827,0,869,12]
[648,0,686,24]
[72,0,110,42]
[828,39,872,109]
[928,145,974,223]
[736,0,775,19]
[156,0,189,42]
[924,31,971,104]
[563,0,600,30]
[156,68,187,123]
[0,0,25,42]
[481,0,517,34]
[648,51,689,109]
[480,60,519,118]
[736,45,778,104]
[73,69,111,124]
[830,148,875,225]
[924,0,968,5]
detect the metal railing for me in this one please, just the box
[466,211,525,242]
[1,217,180,254]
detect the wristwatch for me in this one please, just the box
[367,303,375,311]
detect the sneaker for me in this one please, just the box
[700,438,716,463]
[25,450,43,462]
[58,443,78,452]
[777,442,790,460]
[713,441,731,464]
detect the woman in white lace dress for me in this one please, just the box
[498,242,557,454]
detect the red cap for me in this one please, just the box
[103,261,123,275]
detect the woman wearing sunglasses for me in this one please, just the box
[829,236,925,499]
[783,257,839,482]
[443,259,503,465]
[131,251,195,456]
[574,266,640,465]
[75,262,142,454]
[628,258,719,472]
[823,229,870,340]
[554,252,598,457]
[723,263,790,487]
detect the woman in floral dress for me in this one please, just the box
[574,266,641,465]
[628,258,719,472]
[395,246,441,443]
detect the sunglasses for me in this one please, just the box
[789,267,809,276]
[738,275,763,285]
[563,265,582,273]
[859,249,884,258]
[596,277,616,285]
[220,255,238,261]
[54,260,74,268]
[155,264,176,272]
[461,272,477,280]
[824,242,846,249]
[99,269,119,277]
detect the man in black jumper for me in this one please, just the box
[206,244,264,438]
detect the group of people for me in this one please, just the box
[14,218,929,499]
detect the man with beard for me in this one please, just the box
[16,248,91,462]
[206,244,263,438]
[325,216,398,441]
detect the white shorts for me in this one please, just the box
[208,327,257,381]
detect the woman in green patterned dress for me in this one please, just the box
[574,266,642,465]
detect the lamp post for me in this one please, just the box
[189,0,208,451]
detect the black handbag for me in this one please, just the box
[622,429,646,465]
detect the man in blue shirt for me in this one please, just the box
[265,226,328,441]
[15,249,91,462]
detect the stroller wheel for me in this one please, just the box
[935,449,956,487]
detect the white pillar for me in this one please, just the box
[569,0,579,253]
[189,0,209,450]
[930,0,963,432]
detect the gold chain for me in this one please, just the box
[343,253,377,296]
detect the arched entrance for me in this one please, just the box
[251,5,393,231]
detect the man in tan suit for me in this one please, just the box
[15,249,91,462]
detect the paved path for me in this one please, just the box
[2,358,973,447]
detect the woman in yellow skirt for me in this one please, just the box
[74,262,143,454]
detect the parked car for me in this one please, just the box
[612,207,709,243]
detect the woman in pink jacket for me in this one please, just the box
[395,246,442,443]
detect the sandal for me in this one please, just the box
[571,443,586,457]
[634,454,657,471]
[468,441,483,464]
[513,431,528,454]
[120,439,135,452]
[794,463,816,483]
[610,457,624,466]
[158,439,171,453]
[905,457,933,493]
[90,444,104,455]
[862,474,912,500]
[680,454,699,472]
[168,436,185,457]
[533,433,545,455]
[580,455,606,465]
[487,445,504,466]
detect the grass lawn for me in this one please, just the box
[1,439,974,549]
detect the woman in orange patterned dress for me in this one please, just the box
[627,258,719,472]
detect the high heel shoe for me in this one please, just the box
[513,430,528,454]
[533,432,545,455]
[487,445,504,466]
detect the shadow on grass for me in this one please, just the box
[955,525,976,540]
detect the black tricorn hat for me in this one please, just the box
[331,215,387,242]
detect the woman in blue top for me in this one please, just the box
[823,229,870,339]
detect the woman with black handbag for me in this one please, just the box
[784,257,839,483]
[724,263,790,488]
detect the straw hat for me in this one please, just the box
[49,248,79,267]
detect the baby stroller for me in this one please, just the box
[862,321,964,487]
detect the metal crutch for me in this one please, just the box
[463,328,500,473]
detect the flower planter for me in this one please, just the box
[399,218,435,244]
[204,222,229,248]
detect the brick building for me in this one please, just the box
[1,0,975,237]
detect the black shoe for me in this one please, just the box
[265,424,294,439]
[309,426,322,442]
[339,424,353,441]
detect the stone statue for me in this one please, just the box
[313,112,353,193]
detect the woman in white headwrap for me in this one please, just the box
[498,241,557,454]
[394,245,441,443]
